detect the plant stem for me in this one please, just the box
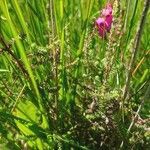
[123,0,150,101]
[120,0,150,147]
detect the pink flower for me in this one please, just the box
[105,15,113,31]
[96,18,107,37]
[96,3,113,38]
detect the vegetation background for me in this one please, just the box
[0,0,150,149]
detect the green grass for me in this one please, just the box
[0,0,150,149]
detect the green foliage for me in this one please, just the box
[0,0,150,149]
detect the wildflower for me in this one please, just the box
[96,3,113,38]
[96,18,107,37]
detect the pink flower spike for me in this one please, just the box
[95,3,113,38]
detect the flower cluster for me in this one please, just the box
[96,4,113,38]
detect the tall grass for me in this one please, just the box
[0,0,150,149]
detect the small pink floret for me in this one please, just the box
[96,17,105,26]
[102,9,112,16]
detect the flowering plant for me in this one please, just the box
[96,4,113,38]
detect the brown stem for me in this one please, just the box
[0,36,29,77]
